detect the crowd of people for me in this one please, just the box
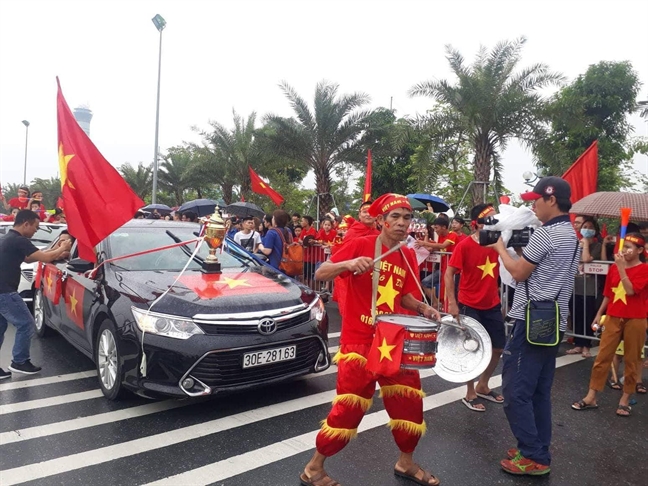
[1,186,66,224]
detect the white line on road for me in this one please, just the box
[0,390,103,415]
[328,332,340,339]
[0,353,586,485]
[0,370,95,391]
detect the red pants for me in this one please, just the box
[316,344,426,457]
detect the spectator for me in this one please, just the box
[416,217,458,306]
[572,232,647,417]
[315,218,337,263]
[171,211,181,222]
[134,211,146,219]
[299,215,318,283]
[573,214,585,239]
[29,190,46,211]
[27,199,47,222]
[258,209,291,270]
[233,216,262,253]
[343,201,378,240]
[0,210,72,378]
[181,211,198,223]
[288,212,301,236]
[2,186,30,210]
[47,208,66,223]
[3,207,20,222]
[226,217,240,238]
[451,216,468,244]
[569,216,602,358]
[638,221,648,240]
[294,226,302,239]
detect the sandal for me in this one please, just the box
[581,351,592,358]
[476,390,504,403]
[565,348,582,355]
[571,400,598,411]
[636,383,647,394]
[300,471,340,486]
[616,405,632,417]
[608,381,622,391]
[461,397,485,412]
[394,463,440,485]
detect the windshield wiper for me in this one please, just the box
[31,238,53,244]
[165,230,205,264]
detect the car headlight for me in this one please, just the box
[131,307,204,340]
[309,296,326,321]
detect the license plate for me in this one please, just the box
[242,345,297,369]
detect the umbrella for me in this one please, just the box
[407,197,427,211]
[142,203,172,214]
[407,194,451,212]
[223,201,265,219]
[570,192,648,222]
[178,198,219,217]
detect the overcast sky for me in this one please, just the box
[1,0,646,201]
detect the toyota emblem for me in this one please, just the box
[257,317,277,335]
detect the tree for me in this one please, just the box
[410,37,563,204]
[29,177,62,208]
[119,163,152,201]
[158,146,201,206]
[533,61,642,191]
[262,81,373,213]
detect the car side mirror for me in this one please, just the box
[67,258,94,273]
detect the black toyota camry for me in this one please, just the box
[33,220,330,400]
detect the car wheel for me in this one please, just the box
[33,288,51,337]
[95,319,126,400]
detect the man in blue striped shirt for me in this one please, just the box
[490,176,580,476]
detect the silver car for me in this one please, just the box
[0,222,68,307]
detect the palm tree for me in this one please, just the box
[119,163,152,201]
[158,146,197,206]
[410,37,563,204]
[263,81,373,213]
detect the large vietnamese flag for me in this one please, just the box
[249,166,284,206]
[57,78,144,261]
[562,140,598,204]
[363,149,372,202]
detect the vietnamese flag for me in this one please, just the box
[363,149,372,202]
[43,264,62,303]
[178,272,289,300]
[562,140,598,204]
[64,278,85,329]
[57,78,144,262]
[366,321,405,376]
[249,166,284,206]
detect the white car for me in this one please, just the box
[0,221,68,307]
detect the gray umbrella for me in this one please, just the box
[223,202,265,219]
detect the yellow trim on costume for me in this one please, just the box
[332,393,373,412]
[333,351,367,366]
[320,420,358,442]
[379,384,426,399]
[387,419,427,437]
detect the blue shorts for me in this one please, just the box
[458,302,506,350]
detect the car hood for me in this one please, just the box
[109,266,314,316]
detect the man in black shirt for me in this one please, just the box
[0,210,72,378]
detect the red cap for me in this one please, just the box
[368,193,412,217]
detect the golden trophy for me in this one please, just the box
[201,212,227,274]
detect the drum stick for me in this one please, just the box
[354,241,407,274]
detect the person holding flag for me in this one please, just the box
[300,194,441,486]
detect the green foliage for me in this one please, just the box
[410,37,563,205]
[119,163,152,201]
[533,61,642,191]
[29,177,61,208]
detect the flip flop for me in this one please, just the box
[636,383,647,394]
[571,400,598,411]
[616,405,632,417]
[608,381,622,391]
[461,398,485,412]
[476,390,504,403]
[394,463,441,486]
[299,471,340,486]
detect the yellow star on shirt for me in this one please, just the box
[69,289,79,315]
[58,143,75,189]
[611,281,627,304]
[215,276,251,289]
[376,276,399,311]
[377,337,396,362]
[477,256,497,279]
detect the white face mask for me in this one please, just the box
[580,228,595,239]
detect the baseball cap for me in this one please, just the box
[520,176,571,202]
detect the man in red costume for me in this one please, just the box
[300,194,441,486]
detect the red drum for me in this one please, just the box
[375,314,439,369]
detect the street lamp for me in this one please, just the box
[522,168,544,187]
[151,14,166,204]
[22,120,30,185]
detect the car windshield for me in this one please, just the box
[107,226,257,272]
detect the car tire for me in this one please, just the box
[95,319,126,400]
[33,288,52,337]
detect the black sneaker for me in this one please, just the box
[8,360,42,375]
[0,368,11,380]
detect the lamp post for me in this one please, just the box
[22,120,30,185]
[151,14,166,204]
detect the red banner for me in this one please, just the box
[249,166,284,206]
[562,140,598,204]
[363,149,372,202]
[366,321,405,376]
[43,264,62,303]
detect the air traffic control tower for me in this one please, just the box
[73,105,93,136]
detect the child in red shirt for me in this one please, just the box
[573,233,648,416]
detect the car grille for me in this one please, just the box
[188,338,323,388]
[21,269,34,282]
[197,311,310,335]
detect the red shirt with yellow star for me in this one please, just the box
[448,236,501,310]
[331,235,422,345]
[603,263,648,318]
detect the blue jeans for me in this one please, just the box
[502,320,562,465]
[0,292,35,364]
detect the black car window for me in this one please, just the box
[106,227,255,272]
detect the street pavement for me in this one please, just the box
[1,303,646,486]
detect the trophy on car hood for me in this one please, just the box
[202,212,227,274]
